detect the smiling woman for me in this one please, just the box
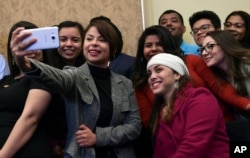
[46,21,85,69]
[201,30,250,144]
[201,30,250,99]
[224,10,250,49]
[9,16,141,158]
[146,53,229,158]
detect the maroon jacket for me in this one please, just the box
[153,85,229,158]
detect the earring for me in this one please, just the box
[174,81,179,89]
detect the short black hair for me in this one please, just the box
[86,16,123,60]
[189,10,221,29]
[158,9,184,25]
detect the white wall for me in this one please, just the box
[142,0,250,44]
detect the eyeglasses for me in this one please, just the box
[224,22,245,29]
[190,24,214,35]
[198,43,219,54]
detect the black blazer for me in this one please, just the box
[109,53,135,80]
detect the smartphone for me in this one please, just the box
[21,26,59,51]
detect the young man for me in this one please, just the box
[189,10,221,47]
[159,9,200,55]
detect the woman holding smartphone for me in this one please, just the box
[9,16,141,158]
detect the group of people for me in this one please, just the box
[0,20,85,158]
[0,9,250,158]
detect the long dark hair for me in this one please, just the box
[46,20,85,69]
[206,30,250,95]
[132,25,184,89]
[148,74,190,137]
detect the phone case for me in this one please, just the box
[21,27,59,51]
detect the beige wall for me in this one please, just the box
[0,0,143,60]
[143,0,250,44]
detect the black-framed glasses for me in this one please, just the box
[190,24,214,35]
[198,43,219,54]
[224,22,245,29]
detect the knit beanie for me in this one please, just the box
[147,53,189,76]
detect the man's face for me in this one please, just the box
[191,19,216,46]
[159,13,186,39]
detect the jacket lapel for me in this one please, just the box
[76,63,99,104]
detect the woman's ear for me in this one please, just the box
[174,73,181,81]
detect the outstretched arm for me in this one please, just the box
[11,27,76,94]
[0,89,51,158]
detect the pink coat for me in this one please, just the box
[153,85,230,158]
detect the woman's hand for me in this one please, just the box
[75,124,96,147]
[10,27,37,71]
